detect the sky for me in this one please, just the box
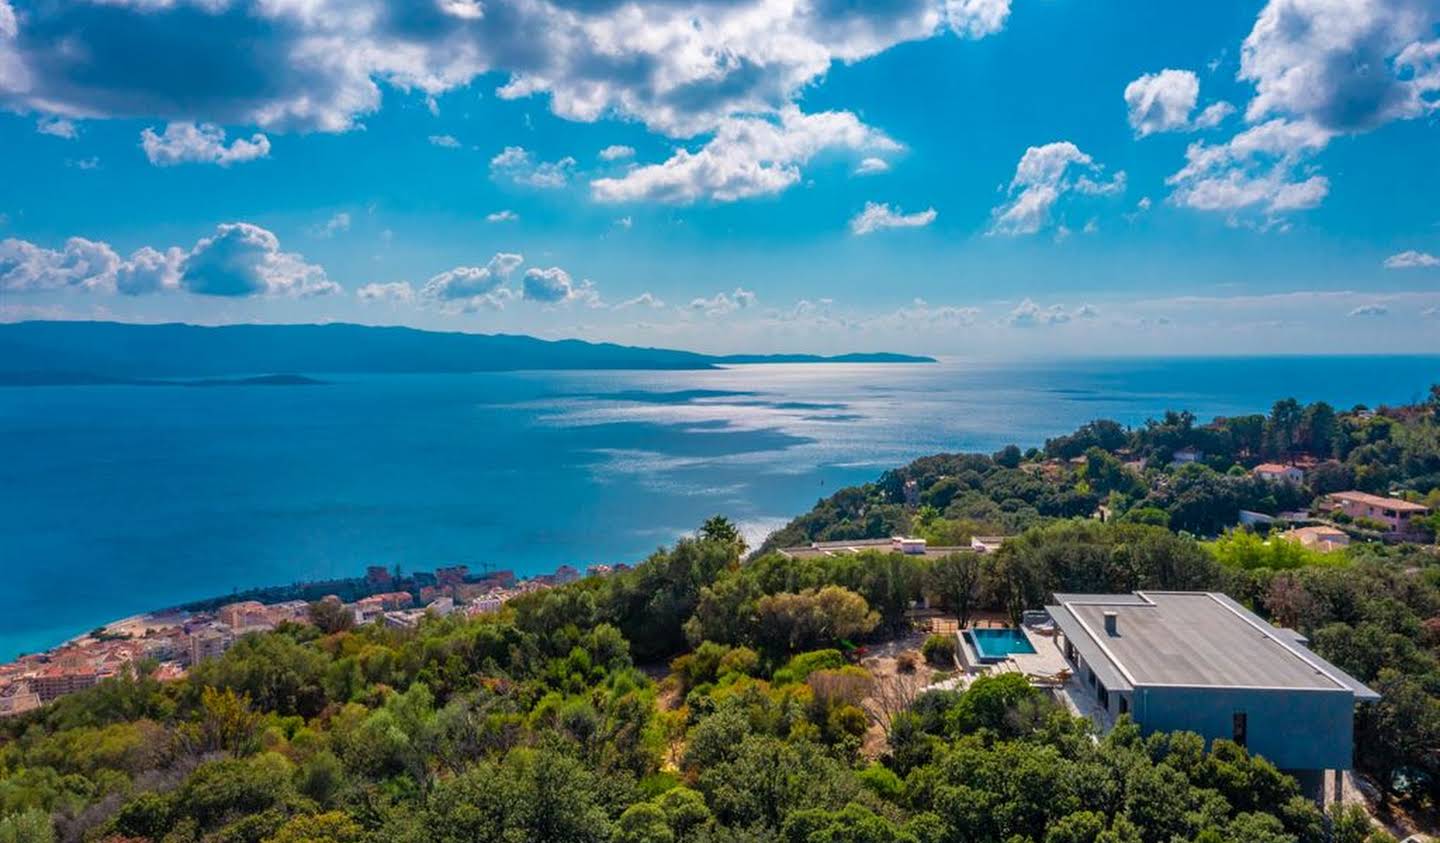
[1,0,1439,358]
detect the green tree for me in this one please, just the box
[928,552,982,627]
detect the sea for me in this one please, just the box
[2,355,1437,660]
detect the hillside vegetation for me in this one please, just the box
[4,390,1440,842]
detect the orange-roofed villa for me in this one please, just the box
[1325,491,1429,533]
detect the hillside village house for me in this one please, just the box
[1046,591,1378,801]
[1325,491,1430,532]
[1253,463,1305,485]
[1282,525,1350,553]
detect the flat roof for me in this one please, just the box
[1049,592,1374,694]
[777,539,972,560]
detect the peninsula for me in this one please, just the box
[0,321,935,383]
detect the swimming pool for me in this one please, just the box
[966,628,1037,662]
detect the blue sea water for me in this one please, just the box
[2,355,1437,660]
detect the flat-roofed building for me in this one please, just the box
[1047,591,1377,798]
[778,537,972,560]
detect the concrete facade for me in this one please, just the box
[1047,591,1377,779]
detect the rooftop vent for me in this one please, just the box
[1103,611,1119,636]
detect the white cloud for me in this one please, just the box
[522,266,599,307]
[490,146,575,188]
[591,106,900,204]
[116,246,184,296]
[311,212,351,238]
[1384,249,1440,268]
[1165,0,1440,221]
[36,116,76,138]
[990,142,1125,235]
[428,134,461,148]
[1124,68,1236,137]
[0,236,121,293]
[855,157,891,175]
[1240,0,1440,133]
[1,223,331,298]
[945,0,1013,39]
[356,281,416,303]
[140,122,270,167]
[182,223,338,297]
[421,253,524,310]
[689,287,757,316]
[1348,303,1389,317]
[613,216,633,229]
[1165,118,1332,216]
[67,156,99,170]
[849,201,937,235]
[615,292,665,310]
[1006,298,1089,326]
[0,0,1015,153]
[486,209,519,223]
[599,145,635,161]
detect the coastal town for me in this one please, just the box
[0,560,627,718]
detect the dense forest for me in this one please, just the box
[761,388,1440,549]
[2,391,1439,843]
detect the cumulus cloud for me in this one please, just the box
[140,122,270,167]
[428,134,461,148]
[689,287,757,316]
[0,1,1008,139]
[1164,0,1440,221]
[0,1,1015,204]
[182,223,338,297]
[356,281,416,303]
[0,237,122,293]
[1241,0,1440,133]
[599,145,635,161]
[990,142,1125,236]
[1165,118,1332,217]
[1124,69,1233,136]
[1006,298,1088,327]
[116,246,184,296]
[522,266,599,307]
[945,0,1013,39]
[2,223,334,298]
[486,209,519,223]
[421,253,524,311]
[592,107,900,204]
[1348,304,1389,317]
[1384,250,1440,268]
[490,146,575,188]
[615,292,665,310]
[849,201,937,235]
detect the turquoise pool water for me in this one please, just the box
[967,628,1037,662]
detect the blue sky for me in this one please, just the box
[1,0,1438,356]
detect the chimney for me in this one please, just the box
[1103,611,1119,636]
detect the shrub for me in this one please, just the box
[772,649,847,685]
[921,634,956,666]
[896,651,920,674]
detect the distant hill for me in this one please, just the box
[0,321,934,381]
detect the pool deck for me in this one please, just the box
[953,623,1115,729]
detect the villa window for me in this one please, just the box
[1232,712,1247,747]
[1119,696,1129,715]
